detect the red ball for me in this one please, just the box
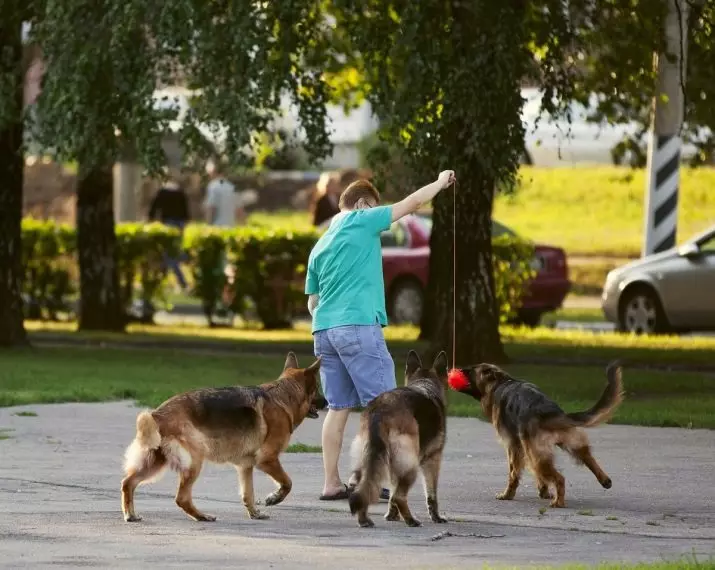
[447,368,470,392]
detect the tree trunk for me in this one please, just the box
[421,166,507,367]
[76,165,125,331]
[0,17,28,348]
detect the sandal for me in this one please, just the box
[319,484,352,501]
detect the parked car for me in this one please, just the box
[381,213,571,326]
[601,224,715,334]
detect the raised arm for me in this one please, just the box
[390,170,456,223]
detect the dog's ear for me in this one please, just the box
[306,356,321,374]
[405,350,422,378]
[432,351,449,378]
[283,351,299,371]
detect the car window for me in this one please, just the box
[380,222,409,248]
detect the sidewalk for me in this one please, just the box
[0,401,713,568]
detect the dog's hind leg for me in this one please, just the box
[496,443,524,501]
[392,468,421,527]
[530,453,566,508]
[257,457,292,506]
[175,460,216,522]
[121,446,167,522]
[237,465,269,520]
[384,473,400,522]
[421,451,447,523]
[569,443,613,489]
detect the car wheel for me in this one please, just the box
[389,280,423,325]
[618,286,668,335]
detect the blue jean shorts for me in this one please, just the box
[313,324,397,410]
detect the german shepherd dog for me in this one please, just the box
[448,361,624,508]
[348,350,450,528]
[120,352,326,522]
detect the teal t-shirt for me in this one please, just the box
[305,205,393,333]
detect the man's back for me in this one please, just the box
[205,178,236,227]
[306,206,392,333]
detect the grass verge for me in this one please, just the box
[24,320,715,369]
[493,166,715,257]
[1,346,713,429]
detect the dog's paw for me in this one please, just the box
[496,491,514,500]
[601,477,612,489]
[249,510,270,520]
[264,492,285,507]
[358,517,375,528]
[538,487,553,500]
[124,514,142,523]
[384,510,400,522]
[549,499,565,508]
[431,515,448,524]
[195,513,217,522]
[404,517,422,527]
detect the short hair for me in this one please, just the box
[339,179,380,210]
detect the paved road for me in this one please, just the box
[1,402,713,569]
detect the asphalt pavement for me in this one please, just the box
[1,401,713,569]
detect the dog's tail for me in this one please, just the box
[123,411,162,474]
[566,361,625,428]
[349,414,387,516]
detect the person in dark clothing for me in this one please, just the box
[148,176,190,291]
[310,172,340,228]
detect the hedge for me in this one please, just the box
[19,218,534,328]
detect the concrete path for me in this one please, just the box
[0,402,713,569]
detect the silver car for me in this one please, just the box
[601,225,715,334]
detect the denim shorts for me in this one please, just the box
[313,324,397,410]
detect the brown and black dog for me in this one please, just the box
[348,350,450,528]
[449,361,624,508]
[120,351,326,523]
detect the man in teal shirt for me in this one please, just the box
[305,170,456,500]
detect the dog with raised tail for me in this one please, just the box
[348,350,450,528]
[120,352,326,523]
[447,360,624,508]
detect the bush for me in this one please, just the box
[182,224,231,325]
[21,219,181,323]
[21,218,77,320]
[116,222,182,322]
[492,234,537,323]
[227,226,320,329]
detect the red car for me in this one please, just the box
[380,213,570,326]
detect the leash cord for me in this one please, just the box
[452,178,457,369]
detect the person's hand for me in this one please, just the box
[437,170,456,188]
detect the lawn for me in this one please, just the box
[25,319,715,368]
[493,166,715,258]
[1,344,713,429]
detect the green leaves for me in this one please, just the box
[26,0,335,173]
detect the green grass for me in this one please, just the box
[1,345,714,429]
[567,257,626,296]
[286,443,322,453]
[13,411,37,417]
[541,306,605,325]
[521,560,715,570]
[25,319,715,368]
[493,166,715,257]
[577,509,595,516]
[0,428,15,440]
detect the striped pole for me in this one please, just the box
[642,0,689,257]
